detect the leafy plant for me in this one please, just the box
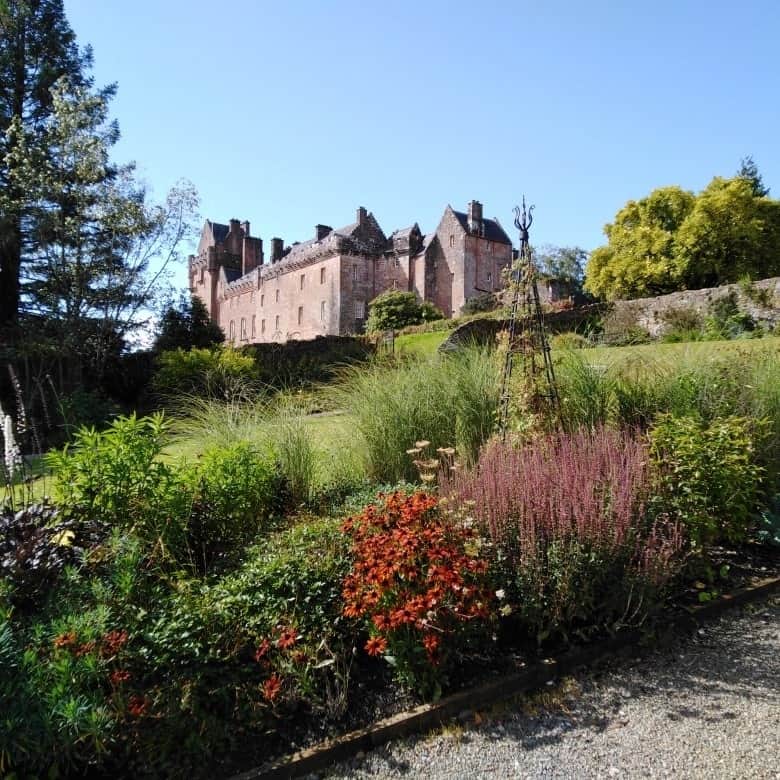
[341,492,495,698]
[649,414,766,547]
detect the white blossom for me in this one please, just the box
[3,415,21,479]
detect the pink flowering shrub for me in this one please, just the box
[441,428,685,643]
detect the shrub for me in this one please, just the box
[0,504,104,606]
[185,442,284,572]
[705,291,756,339]
[420,300,445,322]
[341,492,495,698]
[365,291,425,333]
[461,293,498,316]
[550,332,590,350]
[441,429,684,643]
[649,414,766,547]
[152,346,256,400]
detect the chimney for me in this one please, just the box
[467,200,483,235]
[229,218,240,234]
[270,237,284,263]
[315,224,332,241]
[241,220,250,237]
[242,236,263,275]
[356,206,367,226]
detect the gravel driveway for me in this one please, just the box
[323,596,779,779]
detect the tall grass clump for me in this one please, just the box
[330,348,500,483]
[441,428,684,643]
[556,351,614,429]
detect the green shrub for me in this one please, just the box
[461,292,498,316]
[152,346,256,400]
[366,291,425,333]
[186,442,284,572]
[550,332,590,350]
[649,414,766,547]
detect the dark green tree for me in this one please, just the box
[0,0,99,331]
[155,295,224,352]
[365,291,425,332]
[737,155,770,197]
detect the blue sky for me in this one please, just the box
[65,0,780,288]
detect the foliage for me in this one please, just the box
[420,300,445,322]
[185,442,284,573]
[704,291,756,339]
[152,346,256,400]
[585,176,780,300]
[737,154,770,197]
[8,77,198,375]
[341,492,494,698]
[365,291,432,333]
[461,293,499,316]
[0,503,103,606]
[550,332,590,350]
[756,495,780,547]
[441,429,685,643]
[0,0,95,329]
[649,414,766,547]
[330,348,501,483]
[534,245,588,296]
[155,295,224,352]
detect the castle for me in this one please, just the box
[188,200,513,344]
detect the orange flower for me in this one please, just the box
[372,613,390,631]
[262,673,283,702]
[128,695,149,718]
[110,669,131,686]
[254,639,271,662]
[53,631,77,650]
[277,627,298,650]
[422,633,440,655]
[364,636,388,656]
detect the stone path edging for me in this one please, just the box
[231,576,780,780]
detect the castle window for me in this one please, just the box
[320,267,326,284]
[261,319,266,334]
[449,235,455,248]
[320,300,326,321]
[352,265,358,281]
[275,289,280,303]
[199,267,204,283]
[251,315,256,337]
[229,320,235,341]
[354,300,365,319]
[300,274,305,290]
[487,271,492,283]
[240,318,247,340]
[297,306,303,325]
[261,293,264,307]
[275,315,280,330]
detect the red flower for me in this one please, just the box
[372,613,390,631]
[128,695,149,718]
[254,639,271,662]
[277,627,298,650]
[75,640,96,657]
[110,669,131,686]
[262,673,283,702]
[364,636,388,657]
[422,633,440,655]
[102,629,129,657]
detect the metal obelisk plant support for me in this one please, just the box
[497,198,559,440]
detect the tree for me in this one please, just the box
[585,186,695,300]
[737,155,769,197]
[155,295,224,352]
[676,176,780,288]
[366,291,426,333]
[11,78,199,378]
[0,0,97,331]
[534,245,589,296]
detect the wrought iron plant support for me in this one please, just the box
[497,197,559,440]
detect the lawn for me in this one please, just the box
[394,329,449,356]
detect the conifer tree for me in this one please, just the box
[0,0,100,332]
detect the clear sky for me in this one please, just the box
[65,0,780,289]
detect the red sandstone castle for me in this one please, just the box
[188,200,513,344]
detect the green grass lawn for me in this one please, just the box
[394,329,449,356]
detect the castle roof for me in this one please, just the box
[450,210,512,244]
[209,221,230,244]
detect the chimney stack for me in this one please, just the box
[270,237,284,263]
[315,224,332,241]
[467,201,483,235]
[241,220,250,237]
[229,218,241,233]
[356,206,367,226]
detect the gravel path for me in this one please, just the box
[323,596,780,779]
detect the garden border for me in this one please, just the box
[232,575,780,780]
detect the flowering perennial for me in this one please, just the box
[341,491,494,696]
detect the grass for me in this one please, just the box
[394,330,449,357]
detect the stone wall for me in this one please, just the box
[613,277,780,337]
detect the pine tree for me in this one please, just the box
[0,0,100,332]
[737,155,770,197]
